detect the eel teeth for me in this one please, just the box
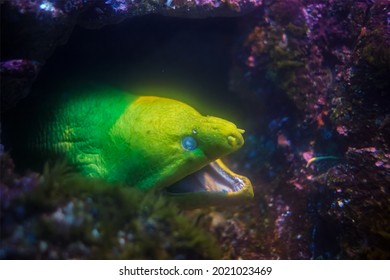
[165,160,247,194]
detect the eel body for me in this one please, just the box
[8,86,253,207]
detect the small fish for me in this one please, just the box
[306,156,340,167]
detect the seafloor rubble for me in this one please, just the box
[1,0,389,259]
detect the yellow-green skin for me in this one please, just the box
[34,87,245,191]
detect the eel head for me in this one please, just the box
[111,95,254,208]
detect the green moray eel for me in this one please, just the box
[8,86,253,207]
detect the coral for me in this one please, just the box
[228,0,390,259]
[329,0,389,148]
[240,0,332,119]
[316,147,390,259]
[0,156,220,259]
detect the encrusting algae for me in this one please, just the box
[0,154,221,259]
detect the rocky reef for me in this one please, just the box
[223,0,390,259]
[0,153,220,259]
[0,0,263,111]
[1,0,389,259]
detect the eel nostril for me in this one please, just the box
[228,135,237,146]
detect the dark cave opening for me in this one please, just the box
[29,14,249,124]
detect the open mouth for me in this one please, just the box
[164,159,253,208]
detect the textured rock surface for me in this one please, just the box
[1,0,389,260]
[222,0,390,259]
[0,0,263,110]
[0,154,220,259]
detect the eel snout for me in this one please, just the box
[201,116,245,157]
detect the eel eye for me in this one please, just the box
[181,136,197,151]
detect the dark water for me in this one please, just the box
[31,15,250,125]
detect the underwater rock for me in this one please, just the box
[316,147,390,259]
[0,59,42,112]
[0,0,263,110]
[0,154,220,259]
[226,0,390,259]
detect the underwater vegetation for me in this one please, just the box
[0,153,220,259]
[1,0,390,259]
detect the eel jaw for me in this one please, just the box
[164,159,254,209]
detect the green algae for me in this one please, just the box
[7,161,221,259]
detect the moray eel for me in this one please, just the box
[8,86,253,207]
